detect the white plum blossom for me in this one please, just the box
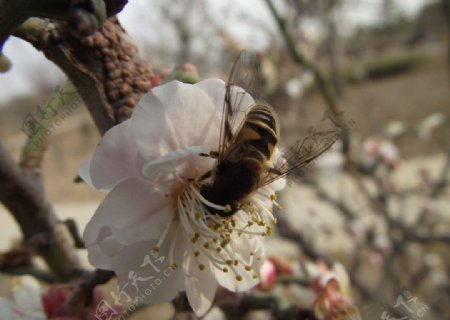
[79,79,285,316]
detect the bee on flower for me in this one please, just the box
[80,53,339,316]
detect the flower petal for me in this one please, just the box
[114,238,186,305]
[78,159,95,189]
[0,297,45,320]
[184,252,218,316]
[151,81,221,151]
[88,120,141,191]
[131,90,167,160]
[212,233,264,292]
[86,232,126,270]
[83,178,169,247]
[196,79,255,136]
[194,79,226,114]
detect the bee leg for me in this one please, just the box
[197,170,212,182]
[268,167,283,175]
[189,170,212,183]
[199,151,219,158]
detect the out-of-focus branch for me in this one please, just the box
[20,82,80,177]
[276,212,405,317]
[276,213,333,267]
[218,294,304,320]
[351,168,450,245]
[0,144,80,280]
[442,0,450,77]
[301,175,355,219]
[0,243,57,282]
[264,0,350,154]
[64,269,115,314]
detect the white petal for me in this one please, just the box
[111,207,172,245]
[83,178,169,246]
[0,297,45,320]
[114,238,186,305]
[195,79,226,114]
[87,236,125,270]
[78,159,96,189]
[88,120,141,191]
[196,81,256,137]
[131,90,167,160]
[268,176,286,192]
[184,252,218,316]
[152,81,221,151]
[212,234,264,292]
[11,276,45,319]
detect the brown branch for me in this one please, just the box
[14,8,151,134]
[0,0,109,51]
[0,144,80,280]
[64,269,115,314]
[276,213,333,267]
[276,212,408,317]
[301,175,355,219]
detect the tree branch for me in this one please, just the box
[15,16,153,134]
[0,0,108,52]
[0,144,80,280]
[64,269,115,314]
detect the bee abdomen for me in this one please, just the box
[247,104,279,133]
[246,121,278,145]
[245,139,272,160]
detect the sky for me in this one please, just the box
[0,0,433,105]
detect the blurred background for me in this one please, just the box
[0,0,449,319]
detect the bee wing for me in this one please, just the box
[261,127,341,186]
[218,51,262,163]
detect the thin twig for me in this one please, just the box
[264,0,350,154]
[63,269,115,315]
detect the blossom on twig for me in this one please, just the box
[79,79,285,316]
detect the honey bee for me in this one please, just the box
[197,52,341,217]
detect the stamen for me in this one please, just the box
[171,183,278,282]
[154,211,174,250]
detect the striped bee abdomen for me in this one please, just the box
[232,103,279,160]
